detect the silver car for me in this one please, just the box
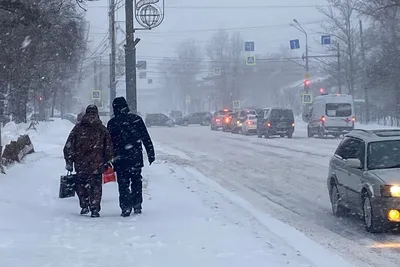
[328,129,400,233]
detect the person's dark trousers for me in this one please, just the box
[116,165,143,213]
[75,174,102,213]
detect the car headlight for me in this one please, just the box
[381,185,400,197]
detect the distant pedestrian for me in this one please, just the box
[63,105,113,217]
[107,97,155,217]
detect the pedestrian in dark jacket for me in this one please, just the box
[76,108,85,124]
[63,105,113,218]
[107,97,155,217]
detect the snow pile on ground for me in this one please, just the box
[1,121,28,148]
[0,119,356,267]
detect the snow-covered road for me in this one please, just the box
[149,123,400,267]
[2,119,355,267]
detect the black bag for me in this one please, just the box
[59,172,76,199]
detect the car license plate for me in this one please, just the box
[278,122,286,128]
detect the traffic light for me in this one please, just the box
[319,88,324,93]
[38,96,43,101]
[304,79,310,88]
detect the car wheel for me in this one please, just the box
[362,192,385,233]
[264,131,270,138]
[257,132,262,138]
[287,132,293,138]
[280,134,285,138]
[203,120,210,126]
[330,184,347,217]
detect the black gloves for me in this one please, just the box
[148,155,155,165]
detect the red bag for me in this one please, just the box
[102,165,116,184]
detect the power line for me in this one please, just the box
[90,4,328,9]
[136,20,323,35]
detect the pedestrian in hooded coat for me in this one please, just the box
[63,105,113,218]
[107,97,155,217]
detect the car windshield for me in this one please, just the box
[248,115,256,120]
[245,110,256,115]
[218,110,231,116]
[326,103,351,117]
[270,109,293,120]
[367,140,400,170]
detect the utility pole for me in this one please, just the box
[109,0,116,115]
[99,56,102,91]
[360,19,370,123]
[125,0,137,113]
[337,42,341,94]
[94,60,98,91]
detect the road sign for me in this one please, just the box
[213,68,221,75]
[301,94,312,104]
[246,56,255,65]
[139,72,146,79]
[304,72,310,79]
[92,90,101,100]
[244,41,254,51]
[321,35,331,45]
[233,100,240,109]
[136,60,147,69]
[290,39,300,49]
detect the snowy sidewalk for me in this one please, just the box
[0,120,354,267]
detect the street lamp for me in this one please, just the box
[124,0,165,113]
[291,19,309,74]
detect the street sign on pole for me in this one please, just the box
[92,90,101,100]
[246,56,256,65]
[301,94,312,104]
[244,41,255,51]
[136,60,147,69]
[290,39,300,49]
[321,35,331,45]
[213,68,221,75]
[233,100,240,109]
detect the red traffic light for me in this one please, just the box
[319,88,324,93]
[304,79,310,86]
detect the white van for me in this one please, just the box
[306,94,355,138]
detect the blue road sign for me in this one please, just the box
[290,39,300,49]
[244,41,254,51]
[321,35,331,45]
[92,90,101,100]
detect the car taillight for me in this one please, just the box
[247,121,254,125]
[321,116,326,122]
[352,116,355,122]
[225,117,230,123]
[266,122,271,127]
[216,118,220,122]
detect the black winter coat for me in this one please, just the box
[107,112,155,168]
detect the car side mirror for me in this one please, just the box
[345,158,362,169]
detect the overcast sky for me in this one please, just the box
[84,0,329,83]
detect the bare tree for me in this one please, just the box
[318,0,360,95]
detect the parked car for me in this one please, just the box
[179,112,212,126]
[328,129,400,233]
[169,110,183,123]
[306,94,355,138]
[241,114,257,135]
[145,113,174,127]
[257,108,294,138]
[211,109,232,130]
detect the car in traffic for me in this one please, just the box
[178,112,212,126]
[241,114,257,135]
[169,110,183,123]
[328,129,400,233]
[306,94,355,138]
[145,113,174,127]
[222,112,237,132]
[211,109,232,130]
[257,108,295,138]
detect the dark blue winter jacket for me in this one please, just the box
[107,97,155,168]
